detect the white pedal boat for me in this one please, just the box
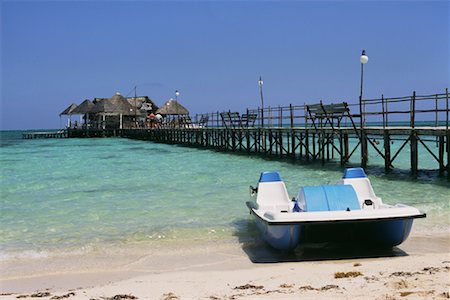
[246,168,426,251]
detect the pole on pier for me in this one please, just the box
[359,50,369,168]
[258,77,264,128]
[411,91,416,128]
[290,104,296,160]
[446,88,449,130]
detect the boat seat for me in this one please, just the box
[298,185,360,212]
[340,167,382,208]
[256,171,291,211]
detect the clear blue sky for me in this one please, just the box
[1,0,448,130]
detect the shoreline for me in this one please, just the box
[1,231,448,299]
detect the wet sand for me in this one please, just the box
[1,232,449,299]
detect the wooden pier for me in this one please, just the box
[66,89,449,176]
[22,130,67,139]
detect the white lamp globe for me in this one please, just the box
[258,77,263,86]
[360,50,369,64]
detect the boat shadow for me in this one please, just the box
[233,218,408,264]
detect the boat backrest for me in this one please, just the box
[298,185,360,212]
[339,167,382,208]
[256,171,291,210]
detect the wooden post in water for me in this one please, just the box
[305,130,309,161]
[438,135,445,175]
[384,130,391,172]
[410,130,418,175]
[361,129,368,169]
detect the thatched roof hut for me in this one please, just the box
[60,103,78,116]
[71,99,95,114]
[91,93,137,116]
[156,99,189,115]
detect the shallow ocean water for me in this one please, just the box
[0,131,449,258]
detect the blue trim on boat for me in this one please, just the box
[343,167,367,179]
[259,171,282,183]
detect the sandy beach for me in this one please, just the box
[1,232,449,300]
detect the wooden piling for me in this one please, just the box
[410,131,418,175]
[384,130,391,172]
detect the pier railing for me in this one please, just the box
[362,89,449,129]
[193,89,449,130]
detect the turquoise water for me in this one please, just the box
[0,131,449,258]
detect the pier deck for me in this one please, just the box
[22,130,67,139]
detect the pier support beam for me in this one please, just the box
[438,136,445,175]
[384,130,391,172]
[410,131,418,176]
[361,129,368,169]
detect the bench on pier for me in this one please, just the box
[220,112,257,128]
[241,113,257,127]
[220,112,242,128]
[198,115,209,128]
[178,116,194,128]
[306,102,353,129]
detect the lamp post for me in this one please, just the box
[359,50,369,168]
[134,86,137,128]
[359,50,369,128]
[175,90,180,125]
[258,76,264,128]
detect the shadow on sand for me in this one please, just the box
[233,218,408,264]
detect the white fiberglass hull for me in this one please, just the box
[247,202,425,251]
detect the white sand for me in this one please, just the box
[1,233,449,300]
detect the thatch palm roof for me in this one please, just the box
[91,93,144,116]
[60,103,78,116]
[156,99,189,115]
[71,99,95,114]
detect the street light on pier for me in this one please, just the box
[175,90,180,124]
[359,50,369,128]
[258,77,264,128]
[134,86,137,128]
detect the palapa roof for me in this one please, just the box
[156,99,189,115]
[60,103,78,116]
[71,99,95,114]
[90,93,135,115]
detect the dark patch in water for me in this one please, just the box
[0,159,21,163]
[127,146,148,151]
[83,189,104,193]
[98,154,118,159]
